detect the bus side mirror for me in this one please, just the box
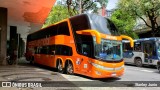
[76,30,101,44]
[121,35,134,47]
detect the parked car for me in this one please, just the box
[157,61,160,72]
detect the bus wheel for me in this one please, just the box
[135,58,142,67]
[158,66,160,73]
[57,60,64,73]
[66,61,74,75]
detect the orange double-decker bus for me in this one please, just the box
[25,14,133,78]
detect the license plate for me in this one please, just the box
[111,72,117,76]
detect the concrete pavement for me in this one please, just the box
[0,57,160,90]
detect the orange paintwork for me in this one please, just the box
[26,19,133,78]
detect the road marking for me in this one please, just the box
[61,74,93,81]
[140,70,155,73]
[125,67,155,73]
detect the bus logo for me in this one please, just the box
[2,82,11,87]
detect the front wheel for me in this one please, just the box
[135,58,142,67]
[66,62,74,75]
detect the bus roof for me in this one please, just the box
[122,37,160,43]
[69,14,120,36]
[28,14,120,37]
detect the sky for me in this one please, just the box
[55,0,119,10]
[106,0,119,10]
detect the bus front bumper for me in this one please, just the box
[90,65,124,78]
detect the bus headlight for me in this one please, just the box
[90,62,124,71]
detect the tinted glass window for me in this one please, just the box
[27,21,69,42]
[88,14,119,36]
[76,35,94,58]
[57,22,70,36]
[69,14,91,32]
[34,45,73,56]
[134,42,141,51]
[123,43,133,51]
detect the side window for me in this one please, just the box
[57,22,70,36]
[55,45,73,56]
[82,44,89,55]
[37,47,42,54]
[134,42,141,51]
[50,25,58,36]
[69,15,90,32]
[49,45,56,55]
[143,42,156,56]
[123,43,133,51]
[152,42,156,56]
[61,45,73,56]
[41,46,49,54]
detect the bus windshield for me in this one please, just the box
[94,38,122,61]
[88,14,119,36]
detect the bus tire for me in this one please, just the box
[135,58,142,67]
[57,59,64,73]
[66,61,74,75]
[158,66,160,73]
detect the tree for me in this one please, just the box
[42,5,75,28]
[111,9,139,39]
[118,0,160,36]
[66,0,108,16]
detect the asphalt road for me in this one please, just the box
[0,57,160,90]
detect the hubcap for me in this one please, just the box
[58,64,62,71]
[67,64,73,74]
[137,60,142,66]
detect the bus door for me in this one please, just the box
[123,42,134,63]
[143,41,155,64]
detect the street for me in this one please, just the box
[0,57,160,90]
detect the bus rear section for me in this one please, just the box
[123,38,160,67]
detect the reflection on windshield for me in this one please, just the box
[94,38,122,61]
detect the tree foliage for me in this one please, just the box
[118,0,160,36]
[42,5,75,28]
[111,9,139,39]
[66,0,108,16]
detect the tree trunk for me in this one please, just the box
[79,0,82,14]
[151,19,156,37]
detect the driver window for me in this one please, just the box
[82,43,91,56]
